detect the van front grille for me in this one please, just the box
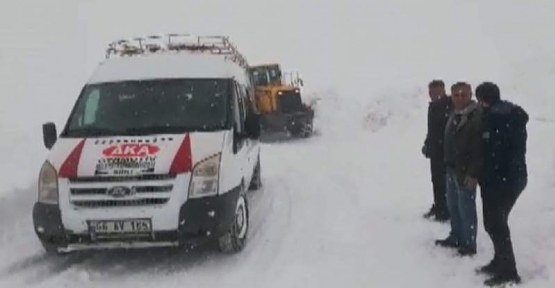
[69,174,176,184]
[68,175,175,208]
[70,188,107,196]
[72,198,169,208]
[70,185,173,196]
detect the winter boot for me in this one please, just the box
[434,237,459,249]
[423,205,437,219]
[476,259,500,275]
[484,273,521,287]
[457,245,477,257]
[433,209,450,222]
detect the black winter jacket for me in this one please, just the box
[479,100,528,190]
[424,96,453,159]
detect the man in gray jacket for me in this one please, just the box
[435,82,483,256]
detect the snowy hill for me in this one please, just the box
[1,0,555,287]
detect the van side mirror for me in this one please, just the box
[43,122,57,150]
[245,114,261,139]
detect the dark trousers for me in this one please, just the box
[430,156,448,215]
[481,186,523,275]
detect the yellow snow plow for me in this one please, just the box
[248,64,314,139]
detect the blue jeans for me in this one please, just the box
[446,167,477,249]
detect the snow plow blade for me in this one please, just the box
[260,110,314,142]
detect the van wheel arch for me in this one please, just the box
[248,156,262,191]
[218,184,249,253]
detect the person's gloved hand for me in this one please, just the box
[421,144,429,158]
[464,177,478,190]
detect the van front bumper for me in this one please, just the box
[32,185,240,252]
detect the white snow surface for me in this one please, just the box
[1,0,555,287]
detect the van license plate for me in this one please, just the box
[89,219,151,234]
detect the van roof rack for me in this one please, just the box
[105,34,249,69]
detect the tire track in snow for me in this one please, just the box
[0,184,90,285]
[241,175,294,276]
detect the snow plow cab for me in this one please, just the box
[33,34,262,254]
[248,64,314,140]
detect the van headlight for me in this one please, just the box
[189,154,221,199]
[39,161,59,204]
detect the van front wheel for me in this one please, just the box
[218,193,249,253]
[40,240,66,257]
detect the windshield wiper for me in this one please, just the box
[121,125,220,135]
[67,127,121,137]
[68,124,223,138]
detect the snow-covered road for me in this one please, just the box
[1,93,555,287]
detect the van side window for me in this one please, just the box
[70,88,100,128]
[83,89,100,125]
[239,85,248,122]
[232,83,245,133]
[245,86,257,115]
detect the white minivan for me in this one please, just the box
[33,35,262,254]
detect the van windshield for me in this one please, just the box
[63,79,230,137]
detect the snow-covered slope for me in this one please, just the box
[1,0,555,287]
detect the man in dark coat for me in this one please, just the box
[475,82,528,286]
[422,80,453,222]
[435,82,482,257]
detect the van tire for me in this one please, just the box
[218,193,249,253]
[248,158,262,191]
[40,240,64,256]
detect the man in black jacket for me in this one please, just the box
[475,82,528,286]
[422,80,453,221]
